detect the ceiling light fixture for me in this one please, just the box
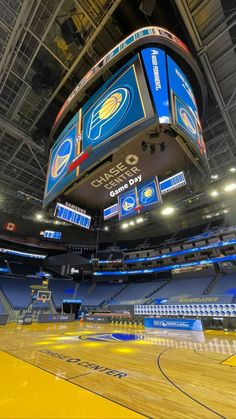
[161,206,175,216]
[224,183,236,192]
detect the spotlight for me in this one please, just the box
[161,206,175,216]
[150,145,156,154]
[211,174,218,179]
[160,142,166,152]
[230,167,236,173]
[210,190,218,197]
[104,226,109,231]
[136,217,144,224]
[224,183,236,192]
[122,223,129,229]
[142,141,148,152]
[129,221,135,226]
[36,213,43,220]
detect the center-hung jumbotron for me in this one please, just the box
[43,26,209,223]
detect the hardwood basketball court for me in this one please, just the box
[0,322,235,418]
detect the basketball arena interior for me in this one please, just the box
[1,0,236,418]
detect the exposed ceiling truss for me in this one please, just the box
[0,0,122,216]
[175,0,236,175]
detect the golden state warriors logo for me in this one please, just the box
[79,333,143,342]
[122,196,135,212]
[179,107,196,136]
[51,137,73,178]
[86,87,131,141]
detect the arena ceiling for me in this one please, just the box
[0,0,236,230]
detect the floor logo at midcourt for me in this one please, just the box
[79,333,144,342]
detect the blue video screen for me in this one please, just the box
[141,47,170,123]
[159,172,186,194]
[103,203,118,220]
[44,112,81,207]
[44,55,155,208]
[118,177,161,220]
[54,203,91,229]
[167,55,206,157]
[43,231,61,240]
[137,177,161,206]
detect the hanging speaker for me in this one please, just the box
[139,0,156,16]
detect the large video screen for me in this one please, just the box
[141,47,207,159]
[167,55,206,157]
[44,56,155,207]
[44,43,207,209]
[141,48,170,123]
[44,112,81,207]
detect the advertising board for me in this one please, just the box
[144,317,203,331]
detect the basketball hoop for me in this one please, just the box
[36,290,51,303]
[37,295,47,304]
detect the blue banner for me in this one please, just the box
[144,317,203,331]
[141,47,170,123]
[137,177,161,207]
[118,188,137,219]
[118,177,161,220]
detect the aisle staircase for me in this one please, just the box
[202,273,220,295]
[0,289,17,321]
